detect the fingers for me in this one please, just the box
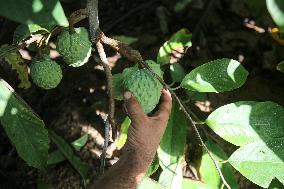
[124,91,147,122]
[151,89,172,119]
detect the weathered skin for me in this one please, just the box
[89,89,172,189]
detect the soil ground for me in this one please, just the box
[1,0,284,188]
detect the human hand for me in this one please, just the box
[122,89,172,172]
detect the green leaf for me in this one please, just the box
[182,179,211,189]
[0,0,68,27]
[228,140,284,188]
[112,35,138,45]
[200,141,238,189]
[115,117,131,149]
[158,100,187,188]
[277,61,284,73]
[13,24,50,43]
[0,79,49,169]
[113,73,125,101]
[206,101,284,146]
[266,0,284,32]
[137,177,168,189]
[146,156,160,177]
[170,64,186,83]
[2,47,31,89]
[206,101,284,187]
[47,134,88,165]
[157,29,192,65]
[159,162,183,189]
[49,131,89,180]
[181,58,248,93]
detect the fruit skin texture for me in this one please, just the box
[30,57,62,90]
[56,27,92,67]
[123,60,163,113]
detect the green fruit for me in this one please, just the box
[122,60,163,113]
[30,57,62,89]
[56,27,92,67]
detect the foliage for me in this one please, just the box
[0,1,284,189]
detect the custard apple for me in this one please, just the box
[56,27,92,67]
[122,60,163,113]
[30,57,62,89]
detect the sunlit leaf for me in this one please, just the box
[13,24,51,43]
[182,179,210,189]
[200,141,238,189]
[266,0,284,32]
[157,29,192,65]
[0,0,68,27]
[206,101,284,187]
[137,177,168,189]
[0,79,49,169]
[158,100,187,188]
[181,58,248,93]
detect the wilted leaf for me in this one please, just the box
[0,79,49,169]
[157,29,192,65]
[206,101,284,188]
[0,0,68,27]
[2,45,31,89]
[181,58,248,93]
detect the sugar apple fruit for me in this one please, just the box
[122,60,163,113]
[56,27,92,67]
[30,57,62,89]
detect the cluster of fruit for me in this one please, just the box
[30,27,92,89]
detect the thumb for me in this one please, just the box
[124,91,147,123]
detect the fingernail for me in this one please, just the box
[124,91,132,100]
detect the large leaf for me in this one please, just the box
[228,140,284,188]
[206,101,284,188]
[0,0,68,27]
[199,141,239,189]
[206,101,284,146]
[181,179,211,189]
[137,177,168,189]
[181,58,248,93]
[49,131,89,180]
[0,79,49,169]
[157,101,187,189]
[157,28,192,65]
[266,0,284,32]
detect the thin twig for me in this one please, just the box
[100,114,110,174]
[100,34,231,189]
[88,0,116,138]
